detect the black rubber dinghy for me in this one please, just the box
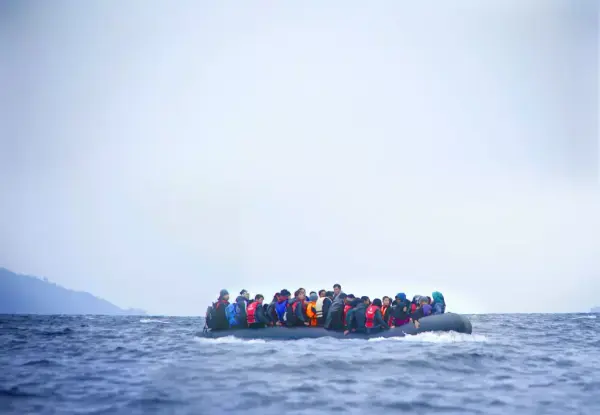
[199,313,472,340]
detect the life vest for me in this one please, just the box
[342,304,352,325]
[315,297,326,318]
[381,305,389,319]
[305,302,318,326]
[411,303,417,313]
[365,305,380,328]
[247,301,259,324]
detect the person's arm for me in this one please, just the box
[322,299,331,318]
[411,307,424,328]
[375,309,389,329]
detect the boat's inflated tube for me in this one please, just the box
[198,312,472,340]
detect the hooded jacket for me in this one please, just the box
[231,295,248,327]
[432,291,446,315]
[324,296,345,330]
[345,301,367,332]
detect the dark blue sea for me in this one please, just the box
[1,314,599,415]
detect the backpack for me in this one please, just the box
[226,302,241,326]
[205,304,216,330]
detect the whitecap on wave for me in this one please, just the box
[194,336,267,345]
[572,315,597,320]
[368,331,488,343]
[139,319,170,324]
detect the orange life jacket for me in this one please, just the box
[305,302,318,326]
[365,305,380,328]
[246,301,259,324]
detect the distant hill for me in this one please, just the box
[0,268,146,315]
[591,307,600,313]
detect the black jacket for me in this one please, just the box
[390,300,411,322]
[325,297,345,330]
[286,298,307,327]
[318,297,333,326]
[212,299,230,330]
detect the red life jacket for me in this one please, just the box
[365,305,379,328]
[343,304,352,325]
[411,303,417,313]
[247,301,259,324]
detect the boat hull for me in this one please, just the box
[199,312,472,340]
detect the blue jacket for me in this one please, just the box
[432,302,445,315]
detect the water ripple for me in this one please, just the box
[0,314,599,415]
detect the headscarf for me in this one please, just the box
[432,291,445,304]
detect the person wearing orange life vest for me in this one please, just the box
[381,296,392,324]
[305,292,319,326]
[364,298,389,334]
[286,289,309,327]
[247,294,271,328]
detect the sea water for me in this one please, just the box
[1,314,599,415]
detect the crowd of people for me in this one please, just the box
[205,284,446,335]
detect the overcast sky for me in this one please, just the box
[1,0,598,315]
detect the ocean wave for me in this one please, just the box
[139,319,170,324]
[368,331,489,343]
[193,336,267,345]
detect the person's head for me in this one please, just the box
[325,290,334,298]
[309,291,317,297]
[297,291,306,301]
[412,295,421,304]
[272,293,280,302]
[382,296,391,306]
[395,293,407,302]
[422,304,432,316]
[280,289,291,301]
[254,294,264,304]
[298,288,306,296]
[333,284,341,296]
[240,289,250,300]
[219,289,229,302]
[338,293,347,302]
[419,296,429,306]
[432,291,445,304]
[309,293,318,302]
[318,289,326,297]
[361,296,370,305]
[372,298,382,307]
[347,294,355,300]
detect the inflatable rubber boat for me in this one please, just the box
[199,313,472,340]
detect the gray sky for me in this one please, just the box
[1,0,598,315]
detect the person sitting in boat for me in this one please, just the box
[286,289,309,327]
[381,296,392,323]
[305,292,319,326]
[274,289,291,326]
[389,293,411,328]
[325,292,347,330]
[333,283,344,300]
[344,296,369,335]
[227,289,250,329]
[365,298,390,334]
[315,290,332,326]
[342,294,355,327]
[410,295,422,313]
[210,289,231,330]
[246,294,271,328]
[432,291,446,315]
[266,293,279,324]
[411,299,433,329]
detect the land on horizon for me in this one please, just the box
[0,268,146,316]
